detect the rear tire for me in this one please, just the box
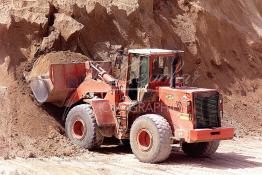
[130,114,172,163]
[182,141,220,157]
[65,104,104,149]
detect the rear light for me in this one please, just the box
[187,101,192,114]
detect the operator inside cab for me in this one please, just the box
[128,54,182,101]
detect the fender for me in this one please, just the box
[65,78,112,107]
[84,98,116,137]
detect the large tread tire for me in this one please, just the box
[130,114,172,163]
[65,104,104,149]
[182,141,220,157]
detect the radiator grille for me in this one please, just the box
[194,93,221,129]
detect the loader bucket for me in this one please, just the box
[29,61,113,107]
[30,63,87,106]
[30,76,53,104]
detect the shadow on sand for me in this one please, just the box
[96,144,262,170]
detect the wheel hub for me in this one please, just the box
[137,129,152,151]
[72,119,85,140]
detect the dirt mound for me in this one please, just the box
[28,51,90,79]
[0,51,89,158]
[223,92,262,137]
[0,62,85,158]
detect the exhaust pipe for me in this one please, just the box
[170,55,184,88]
[170,56,178,88]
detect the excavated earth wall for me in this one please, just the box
[0,0,261,157]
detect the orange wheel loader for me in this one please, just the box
[30,49,234,163]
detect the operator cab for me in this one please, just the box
[126,49,184,101]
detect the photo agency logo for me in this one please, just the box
[62,51,201,118]
[118,54,201,88]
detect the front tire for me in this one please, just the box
[130,114,172,163]
[65,104,104,149]
[182,141,220,157]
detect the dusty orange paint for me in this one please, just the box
[188,128,234,143]
[45,51,234,142]
[86,99,116,127]
[157,86,233,142]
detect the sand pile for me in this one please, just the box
[223,90,262,137]
[28,51,90,79]
[0,52,89,158]
[0,0,262,157]
[0,81,85,158]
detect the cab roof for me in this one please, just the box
[128,49,184,56]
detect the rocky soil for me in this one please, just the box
[0,0,261,158]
